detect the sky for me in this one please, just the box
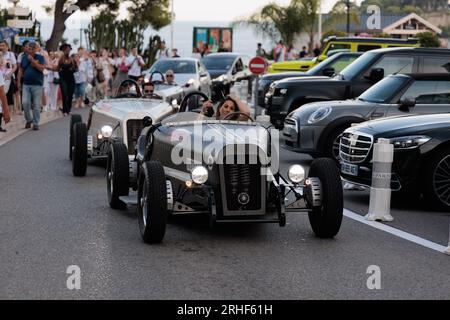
[0,0,348,21]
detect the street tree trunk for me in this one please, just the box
[46,0,71,51]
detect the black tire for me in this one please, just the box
[107,142,130,210]
[323,125,348,162]
[423,147,450,211]
[307,158,343,238]
[69,114,82,160]
[72,123,88,177]
[138,161,167,244]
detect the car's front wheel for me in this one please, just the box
[72,122,88,177]
[307,158,343,238]
[107,142,130,210]
[138,161,168,244]
[423,147,450,211]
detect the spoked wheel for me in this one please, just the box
[138,161,167,244]
[72,122,88,177]
[307,158,343,238]
[424,148,450,211]
[324,126,347,162]
[107,142,130,210]
[69,114,82,160]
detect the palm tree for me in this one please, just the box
[323,0,360,35]
[233,0,317,48]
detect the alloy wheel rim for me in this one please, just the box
[433,154,450,206]
[332,134,342,161]
[141,183,148,227]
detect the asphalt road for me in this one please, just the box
[0,109,449,300]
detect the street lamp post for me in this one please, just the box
[170,0,174,50]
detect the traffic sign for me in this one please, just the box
[249,56,268,75]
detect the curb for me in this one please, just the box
[0,110,62,147]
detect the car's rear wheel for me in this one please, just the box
[69,114,82,160]
[423,147,450,211]
[138,161,167,244]
[107,142,129,210]
[307,158,343,238]
[72,123,88,177]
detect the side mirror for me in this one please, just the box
[322,67,335,77]
[399,97,416,110]
[143,116,153,127]
[368,68,384,83]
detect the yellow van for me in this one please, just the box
[268,37,420,73]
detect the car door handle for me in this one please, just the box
[371,112,384,118]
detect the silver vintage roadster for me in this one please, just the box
[69,79,182,177]
[106,92,344,244]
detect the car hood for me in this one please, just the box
[347,113,450,138]
[260,72,308,82]
[274,75,334,86]
[289,99,374,121]
[208,70,228,80]
[173,73,198,86]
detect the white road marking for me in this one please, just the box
[344,209,449,254]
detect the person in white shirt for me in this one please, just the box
[0,40,17,116]
[74,53,88,108]
[46,51,60,111]
[156,41,170,61]
[112,48,129,92]
[0,72,11,132]
[126,47,145,82]
[98,48,114,98]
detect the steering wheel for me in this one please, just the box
[221,111,255,122]
[115,79,142,98]
[149,71,165,85]
[179,91,210,113]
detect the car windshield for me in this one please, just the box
[358,76,409,103]
[201,56,236,70]
[149,60,196,74]
[308,53,358,75]
[336,52,377,80]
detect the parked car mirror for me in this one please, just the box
[143,116,153,127]
[367,68,384,83]
[322,67,335,77]
[399,97,416,110]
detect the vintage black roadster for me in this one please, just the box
[106,92,344,244]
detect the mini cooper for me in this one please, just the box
[106,91,344,244]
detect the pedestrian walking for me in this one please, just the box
[0,71,11,132]
[113,48,129,91]
[299,46,308,58]
[274,40,286,62]
[74,53,88,108]
[98,48,114,98]
[53,44,77,117]
[256,43,266,57]
[18,42,45,130]
[172,48,180,58]
[313,43,321,57]
[0,40,17,117]
[47,51,60,111]
[126,47,145,82]
[287,45,297,61]
[156,41,170,61]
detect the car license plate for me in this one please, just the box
[341,162,359,176]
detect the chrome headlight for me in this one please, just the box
[308,107,332,124]
[191,166,208,185]
[214,75,229,83]
[288,165,306,184]
[101,125,113,138]
[279,88,288,95]
[389,135,431,149]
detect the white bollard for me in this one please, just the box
[365,138,394,222]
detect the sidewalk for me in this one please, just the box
[0,110,62,147]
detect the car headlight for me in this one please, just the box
[191,166,208,184]
[288,165,305,184]
[214,75,228,83]
[101,125,113,138]
[185,79,195,87]
[279,88,288,95]
[308,107,332,124]
[389,135,431,149]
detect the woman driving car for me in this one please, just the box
[200,95,251,121]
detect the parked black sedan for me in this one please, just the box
[257,52,363,107]
[340,113,450,211]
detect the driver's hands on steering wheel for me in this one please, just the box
[201,100,214,116]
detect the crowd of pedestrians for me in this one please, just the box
[256,41,322,62]
[0,41,172,132]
